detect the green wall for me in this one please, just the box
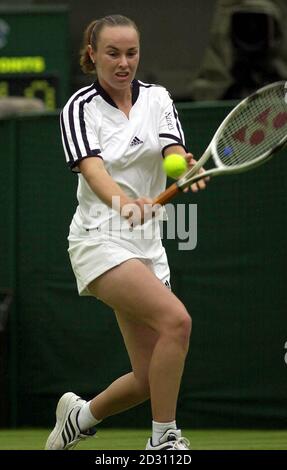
[1,103,286,428]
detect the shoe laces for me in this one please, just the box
[169,437,190,449]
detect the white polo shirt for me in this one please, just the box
[60,79,186,231]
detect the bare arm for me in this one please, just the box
[163,145,187,158]
[78,157,153,224]
[78,157,133,213]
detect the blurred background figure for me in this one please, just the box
[189,0,287,100]
[0,97,45,118]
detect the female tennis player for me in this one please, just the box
[45,14,207,451]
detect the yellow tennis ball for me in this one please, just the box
[163,154,187,179]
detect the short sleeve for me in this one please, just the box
[60,94,102,173]
[158,89,187,156]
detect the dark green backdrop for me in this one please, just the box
[1,102,287,428]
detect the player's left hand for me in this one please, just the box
[184,153,210,193]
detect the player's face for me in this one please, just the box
[91,26,140,93]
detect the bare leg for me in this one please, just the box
[89,314,158,419]
[88,259,191,422]
[89,372,148,420]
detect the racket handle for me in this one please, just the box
[153,182,179,206]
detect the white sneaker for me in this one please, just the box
[145,428,190,450]
[45,392,97,450]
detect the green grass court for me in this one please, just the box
[0,429,287,450]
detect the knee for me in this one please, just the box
[165,307,192,349]
[176,309,192,346]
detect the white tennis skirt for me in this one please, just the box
[68,217,170,296]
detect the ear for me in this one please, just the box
[87,44,95,64]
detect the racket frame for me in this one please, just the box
[178,81,287,189]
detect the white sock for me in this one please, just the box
[152,420,177,446]
[78,401,102,432]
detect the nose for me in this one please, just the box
[119,54,129,68]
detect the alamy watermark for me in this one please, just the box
[88,196,197,251]
[161,202,197,251]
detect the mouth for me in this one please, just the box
[115,71,129,79]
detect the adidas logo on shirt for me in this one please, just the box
[130,136,143,147]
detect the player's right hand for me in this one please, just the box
[121,197,155,226]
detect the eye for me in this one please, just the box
[128,50,138,57]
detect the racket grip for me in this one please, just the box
[153,183,179,206]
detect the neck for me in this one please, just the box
[99,79,133,105]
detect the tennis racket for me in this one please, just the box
[154,81,287,206]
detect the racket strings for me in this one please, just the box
[217,83,287,167]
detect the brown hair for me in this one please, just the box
[80,15,140,75]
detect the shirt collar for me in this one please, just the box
[94,79,140,108]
